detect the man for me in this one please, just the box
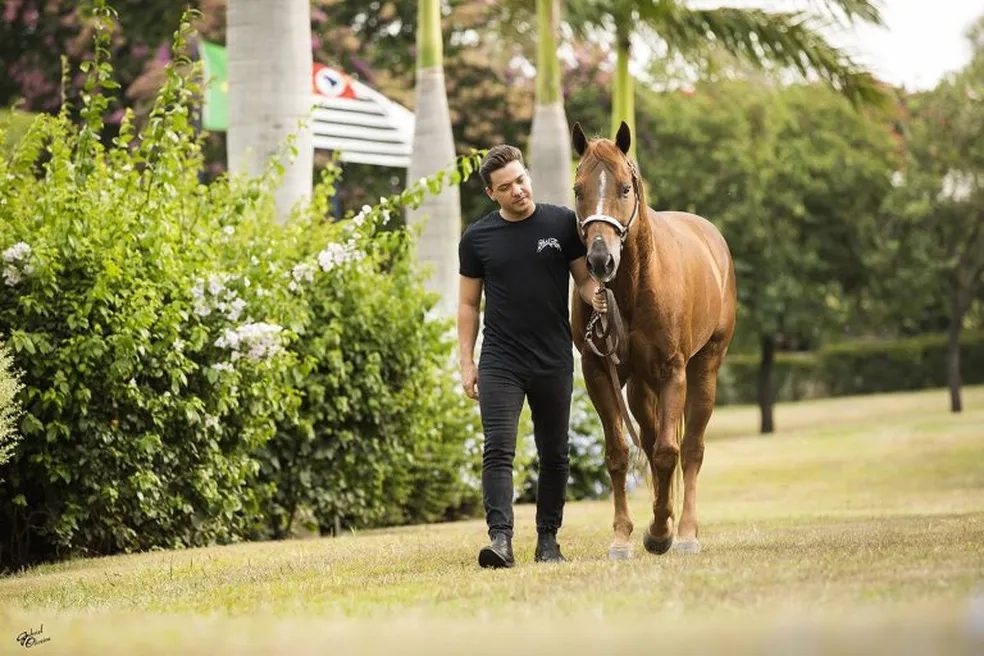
[458,144,605,568]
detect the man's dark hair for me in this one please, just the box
[479,145,524,188]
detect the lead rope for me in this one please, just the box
[585,287,641,452]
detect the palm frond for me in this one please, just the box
[645,6,888,106]
[805,0,882,26]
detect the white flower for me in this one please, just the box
[223,226,235,236]
[211,362,234,373]
[317,242,364,272]
[3,266,21,287]
[215,322,284,362]
[2,242,31,263]
[287,280,298,292]
[291,262,316,283]
[226,297,247,321]
[207,274,227,296]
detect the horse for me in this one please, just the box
[570,121,737,559]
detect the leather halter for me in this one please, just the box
[576,160,642,243]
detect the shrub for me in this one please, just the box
[256,186,484,536]
[0,12,301,568]
[0,339,22,471]
[0,5,485,568]
[717,331,984,404]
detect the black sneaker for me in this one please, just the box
[478,533,514,569]
[534,533,566,563]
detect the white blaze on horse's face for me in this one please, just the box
[574,160,636,284]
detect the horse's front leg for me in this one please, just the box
[643,353,686,555]
[582,354,634,560]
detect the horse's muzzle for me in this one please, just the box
[587,249,617,283]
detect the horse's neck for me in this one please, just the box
[610,211,655,314]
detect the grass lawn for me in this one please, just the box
[1,386,982,655]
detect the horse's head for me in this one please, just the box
[572,121,642,283]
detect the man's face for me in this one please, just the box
[485,160,533,216]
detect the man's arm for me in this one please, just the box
[569,257,607,313]
[457,275,483,400]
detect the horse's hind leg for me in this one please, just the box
[582,356,634,559]
[676,344,726,554]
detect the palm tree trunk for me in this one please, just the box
[407,0,461,314]
[529,0,573,208]
[227,0,313,222]
[758,333,776,434]
[610,23,636,161]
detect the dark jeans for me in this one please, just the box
[478,366,572,539]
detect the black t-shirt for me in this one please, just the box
[459,203,587,374]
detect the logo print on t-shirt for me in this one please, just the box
[537,237,561,254]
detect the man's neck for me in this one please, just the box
[499,203,537,223]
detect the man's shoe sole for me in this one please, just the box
[478,546,514,569]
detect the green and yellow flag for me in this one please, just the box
[200,39,228,131]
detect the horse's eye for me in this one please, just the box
[620,184,631,197]
[573,188,582,200]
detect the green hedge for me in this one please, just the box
[717,331,984,405]
[0,7,482,570]
[0,339,21,471]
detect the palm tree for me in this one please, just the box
[227,0,313,222]
[407,0,461,314]
[566,0,885,159]
[529,0,573,208]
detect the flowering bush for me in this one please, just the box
[0,5,484,568]
[0,339,21,472]
[0,10,305,568]
[255,172,484,536]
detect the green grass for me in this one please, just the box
[2,386,983,655]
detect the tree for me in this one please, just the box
[566,0,886,158]
[226,0,312,221]
[573,78,897,432]
[885,16,984,413]
[528,0,573,208]
[406,0,461,314]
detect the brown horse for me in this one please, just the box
[571,121,737,559]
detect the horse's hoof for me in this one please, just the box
[608,545,633,560]
[672,538,701,555]
[643,532,673,555]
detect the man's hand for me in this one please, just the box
[592,287,608,314]
[461,361,479,400]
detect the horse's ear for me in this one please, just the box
[572,122,588,157]
[615,121,631,155]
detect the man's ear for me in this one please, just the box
[484,186,494,200]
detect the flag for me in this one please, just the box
[201,39,228,131]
